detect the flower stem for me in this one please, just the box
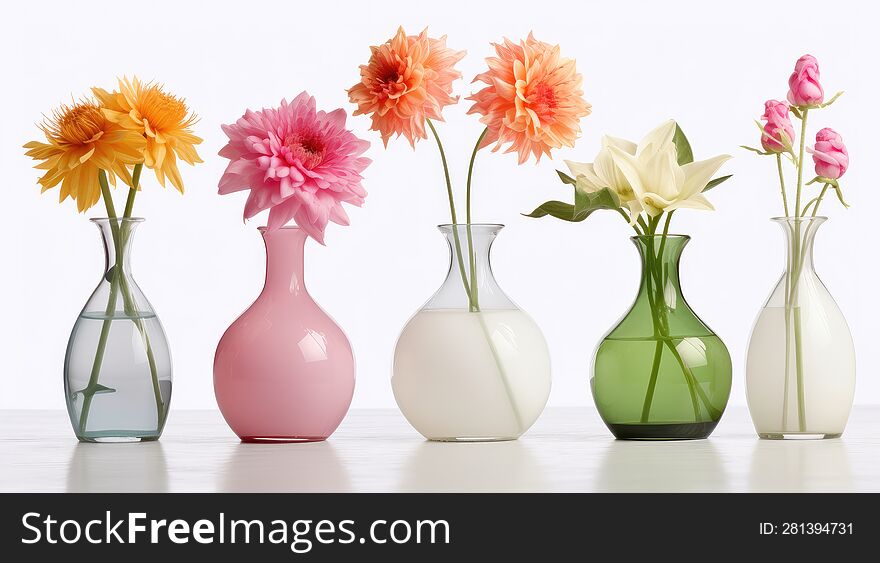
[466,128,487,225]
[787,109,809,432]
[78,170,122,435]
[78,167,166,436]
[427,119,476,311]
[123,164,142,219]
[465,128,488,311]
[810,184,831,217]
[782,250,792,431]
[639,212,712,423]
[776,154,790,217]
[476,310,524,434]
[785,217,823,432]
[119,163,166,431]
[640,338,665,423]
[795,110,809,216]
[793,306,807,430]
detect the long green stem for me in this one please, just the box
[640,212,707,423]
[79,167,166,435]
[465,128,488,311]
[793,306,807,430]
[640,235,664,423]
[78,275,119,434]
[466,129,487,225]
[776,154,790,218]
[795,110,809,216]
[809,184,831,217]
[78,171,122,435]
[656,213,701,418]
[100,171,122,248]
[476,312,524,433]
[640,342,665,423]
[786,109,809,432]
[426,119,475,311]
[663,339,720,419]
[426,125,518,431]
[123,164,142,219]
[787,217,823,432]
[120,165,142,315]
[782,246,792,431]
[120,164,165,430]
[656,213,673,271]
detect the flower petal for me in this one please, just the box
[681,155,732,198]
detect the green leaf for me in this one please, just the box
[833,184,850,208]
[557,170,577,185]
[72,383,117,397]
[702,174,733,192]
[523,201,582,222]
[574,186,621,219]
[741,145,770,156]
[790,106,803,119]
[673,123,694,165]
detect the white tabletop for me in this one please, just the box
[1,407,877,493]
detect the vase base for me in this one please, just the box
[427,436,519,443]
[77,434,160,443]
[757,432,842,440]
[607,421,718,441]
[240,436,328,444]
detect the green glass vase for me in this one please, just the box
[592,235,731,440]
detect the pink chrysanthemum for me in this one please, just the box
[348,27,466,147]
[467,33,591,164]
[218,92,370,243]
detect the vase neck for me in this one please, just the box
[633,235,688,299]
[93,218,142,277]
[426,224,514,310]
[261,227,308,297]
[774,217,825,275]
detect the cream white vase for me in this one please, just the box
[745,217,855,439]
[392,224,551,441]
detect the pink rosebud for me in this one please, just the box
[787,54,824,107]
[760,100,795,153]
[808,128,848,179]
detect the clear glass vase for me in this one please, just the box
[592,235,732,440]
[746,217,855,439]
[64,218,172,442]
[392,224,551,441]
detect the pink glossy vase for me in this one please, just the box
[213,227,355,442]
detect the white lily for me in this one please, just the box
[565,135,644,223]
[608,120,731,217]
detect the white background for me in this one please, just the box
[0,0,873,412]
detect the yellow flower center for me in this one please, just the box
[48,103,106,145]
[139,86,189,131]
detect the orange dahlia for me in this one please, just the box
[348,27,466,147]
[93,77,202,193]
[467,33,592,164]
[24,100,146,212]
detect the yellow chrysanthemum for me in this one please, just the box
[24,101,146,212]
[93,77,203,193]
